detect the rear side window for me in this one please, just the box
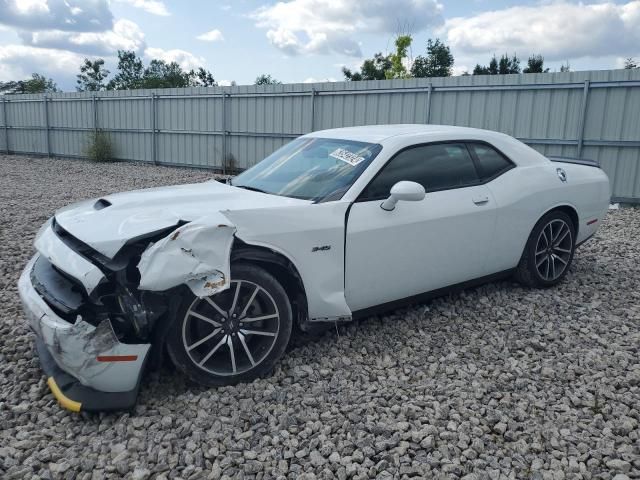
[468,143,513,180]
[360,143,480,200]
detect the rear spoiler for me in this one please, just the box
[547,156,600,168]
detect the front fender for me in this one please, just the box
[137,213,236,297]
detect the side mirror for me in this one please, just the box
[380,181,426,211]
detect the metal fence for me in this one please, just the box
[1,69,639,202]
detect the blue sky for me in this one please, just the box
[0,0,638,91]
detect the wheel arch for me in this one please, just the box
[541,204,579,238]
[230,240,310,329]
[515,203,580,272]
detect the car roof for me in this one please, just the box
[306,124,504,144]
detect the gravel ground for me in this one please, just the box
[0,154,638,480]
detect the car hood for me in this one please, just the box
[54,180,309,258]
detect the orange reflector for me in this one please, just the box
[96,355,138,362]
[586,219,598,225]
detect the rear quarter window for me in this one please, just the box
[468,143,514,180]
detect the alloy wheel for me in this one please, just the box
[182,280,280,376]
[534,219,573,281]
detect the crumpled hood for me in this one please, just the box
[54,180,308,258]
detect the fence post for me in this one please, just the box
[92,95,98,133]
[425,83,433,124]
[576,80,590,158]
[222,91,229,174]
[2,97,8,154]
[43,95,51,157]
[310,87,316,132]
[151,93,158,165]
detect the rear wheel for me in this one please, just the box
[166,264,292,386]
[515,210,576,288]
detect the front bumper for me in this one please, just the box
[19,255,151,412]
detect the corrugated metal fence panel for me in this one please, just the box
[1,69,639,200]
[48,98,94,158]
[5,99,47,155]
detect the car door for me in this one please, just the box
[344,142,498,312]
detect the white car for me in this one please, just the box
[19,124,610,412]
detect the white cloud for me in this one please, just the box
[0,44,85,81]
[451,64,470,76]
[218,79,233,86]
[0,0,113,32]
[303,77,336,83]
[114,0,170,16]
[197,29,224,42]
[144,47,205,70]
[20,19,146,56]
[441,1,640,61]
[251,0,443,57]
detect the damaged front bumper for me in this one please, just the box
[19,255,151,412]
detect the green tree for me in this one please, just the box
[473,56,497,75]
[106,51,216,89]
[107,50,144,90]
[76,58,110,91]
[560,61,571,72]
[498,54,520,74]
[473,64,489,75]
[624,57,638,69]
[385,35,413,79]
[523,54,549,73]
[142,59,191,88]
[26,73,59,93]
[473,54,519,75]
[410,38,454,77]
[488,56,498,74]
[254,74,282,85]
[189,67,217,86]
[342,53,392,81]
[0,73,59,94]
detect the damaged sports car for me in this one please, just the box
[19,125,610,412]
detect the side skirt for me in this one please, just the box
[351,269,516,320]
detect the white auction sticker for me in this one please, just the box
[329,148,366,166]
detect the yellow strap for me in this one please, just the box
[47,377,82,412]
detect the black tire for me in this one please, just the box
[166,263,293,387]
[515,210,576,288]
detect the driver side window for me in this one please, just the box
[359,142,480,201]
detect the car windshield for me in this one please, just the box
[231,137,382,201]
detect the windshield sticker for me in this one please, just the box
[329,148,366,167]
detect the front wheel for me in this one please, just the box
[166,264,293,386]
[515,210,576,288]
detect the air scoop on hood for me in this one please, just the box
[94,199,112,210]
[53,180,309,259]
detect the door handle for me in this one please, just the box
[472,196,489,205]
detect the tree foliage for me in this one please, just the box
[0,73,59,94]
[342,53,392,81]
[410,38,454,78]
[107,50,144,90]
[523,54,549,73]
[499,54,521,74]
[190,67,217,87]
[99,50,216,90]
[142,59,193,89]
[560,62,571,72]
[254,74,282,85]
[342,35,415,81]
[624,58,638,69]
[77,58,110,91]
[473,54,520,75]
[385,35,413,79]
